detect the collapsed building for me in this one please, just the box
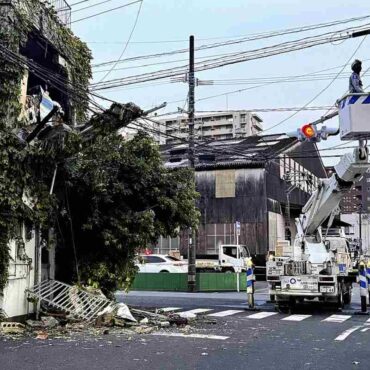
[0,0,91,320]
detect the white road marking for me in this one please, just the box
[246,312,278,320]
[322,315,351,323]
[152,332,229,340]
[366,318,370,324]
[159,307,181,312]
[207,310,244,317]
[334,326,362,341]
[361,328,370,332]
[282,314,312,322]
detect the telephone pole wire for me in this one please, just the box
[188,35,196,292]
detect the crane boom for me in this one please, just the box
[297,147,369,237]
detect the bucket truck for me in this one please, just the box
[267,92,370,311]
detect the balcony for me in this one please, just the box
[47,0,71,27]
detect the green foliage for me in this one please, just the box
[0,1,198,296]
[59,132,199,295]
[0,0,91,290]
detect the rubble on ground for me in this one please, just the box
[0,280,214,341]
[0,300,211,341]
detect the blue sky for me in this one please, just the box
[71,0,370,164]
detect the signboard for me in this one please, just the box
[235,221,241,236]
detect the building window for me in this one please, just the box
[215,170,236,198]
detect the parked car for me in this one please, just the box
[136,254,188,273]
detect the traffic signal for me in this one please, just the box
[287,124,339,142]
[301,124,316,139]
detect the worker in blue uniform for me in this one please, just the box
[349,59,364,93]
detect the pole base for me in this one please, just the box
[354,311,369,316]
[244,306,260,312]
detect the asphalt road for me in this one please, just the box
[116,281,364,314]
[1,283,369,370]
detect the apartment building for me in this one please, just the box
[158,110,263,144]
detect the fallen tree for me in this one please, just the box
[0,101,199,296]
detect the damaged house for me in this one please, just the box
[160,134,328,265]
[0,0,91,320]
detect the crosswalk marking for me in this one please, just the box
[334,326,362,341]
[361,328,370,332]
[322,315,351,323]
[207,310,244,317]
[159,307,181,312]
[246,312,278,320]
[282,314,312,322]
[155,307,370,326]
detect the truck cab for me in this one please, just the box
[219,244,251,269]
[196,244,251,273]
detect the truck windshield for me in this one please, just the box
[222,245,249,258]
[240,246,250,258]
[305,242,328,264]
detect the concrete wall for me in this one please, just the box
[1,234,35,319]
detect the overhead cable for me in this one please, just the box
[90,23,370,91]
[262,34,368,133]
[97,0,143,82]
[92,14,370,68]
[71,0,141,24]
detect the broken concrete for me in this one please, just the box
[41,316,59,329]
[0,322,25,334]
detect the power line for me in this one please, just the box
[71,0,141,24]
[90,23,370,91]
[98,0,143,83]
[69,0,92,6]
[72,0,127,13]
[0,43,107,114]
[261,35,368,134]
[86,14,370,45]
[92,14,370,68]
[151,59,370,113]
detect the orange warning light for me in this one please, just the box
[301,124,315,139]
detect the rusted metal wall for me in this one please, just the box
[179,167,269,257]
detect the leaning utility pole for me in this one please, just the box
[187,35,196,292]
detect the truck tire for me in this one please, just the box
[276,304,290,314]
[336,283,344,309]
[343,285,352,305]
[160,270,169,273]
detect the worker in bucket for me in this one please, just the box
[349,59,364,93]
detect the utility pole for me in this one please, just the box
[359,205,363,255]
[187,35,196,292]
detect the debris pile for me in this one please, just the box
[1,280,201,341]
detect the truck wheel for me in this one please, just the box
[336,283,344,309]
[343,285,352,305]
[276,304,290,314]
[160,270,169,273]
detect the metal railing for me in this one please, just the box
[47,0,71,27]
[26,279,113,321]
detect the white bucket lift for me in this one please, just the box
[338,93,370,140]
